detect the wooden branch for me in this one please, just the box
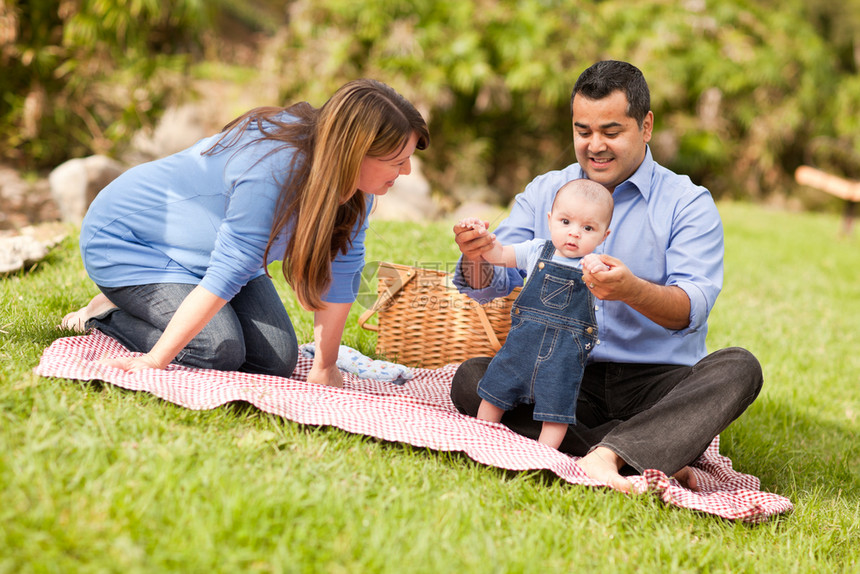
[795,165,860,202]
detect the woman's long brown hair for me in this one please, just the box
[204,79,429,310]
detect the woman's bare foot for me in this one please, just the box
[672,466,700,491]
[576,446,633,493]
[59,293,116,332]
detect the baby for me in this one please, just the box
[459,178,613,448]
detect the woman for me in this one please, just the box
[62,79,430,387]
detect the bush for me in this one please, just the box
[0,0,210,170]
[4,0,860,207]
[262,0,850,204]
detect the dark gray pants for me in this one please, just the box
[89,276,298,377]
[451,347,762,475]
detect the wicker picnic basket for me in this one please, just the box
[357,262,521,369]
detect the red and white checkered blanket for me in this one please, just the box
[36,332,793,523]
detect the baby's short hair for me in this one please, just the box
[552,179,614,224]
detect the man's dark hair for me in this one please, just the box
[571,60,651,128]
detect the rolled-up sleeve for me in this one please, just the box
[452,262,521,305]
[665,192,724,335]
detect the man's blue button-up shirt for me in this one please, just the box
[454,147,723,366]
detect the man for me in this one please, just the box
[451,60,762,492]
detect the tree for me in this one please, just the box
[262,0,843,203]
[262,0,596,203]
[3,0,858,206]
[0,0,212,170]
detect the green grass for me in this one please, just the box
[1,202,859,573]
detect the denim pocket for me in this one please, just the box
[539,275,575,309]
[508,315,527,334]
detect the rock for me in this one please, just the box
[449,183,500,205]
[125,103,214,164]
[49,155,125,224]
[0,165,60,230]
[0,223,68,274]
[20,222,68,247]
[0,235,47,274]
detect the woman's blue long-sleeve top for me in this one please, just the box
[80,118,369,304]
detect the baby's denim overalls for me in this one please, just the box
[477,240,598,424]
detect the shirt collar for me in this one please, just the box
[619,145,655,201]
[576,145,654,201]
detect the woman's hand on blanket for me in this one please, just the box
[98,353,164,373]
[306,362,344,388]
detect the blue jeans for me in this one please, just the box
[478,240,596,423]
[88,276,298,377]
[452,348,763,475]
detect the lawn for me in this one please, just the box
[1,201,858,573]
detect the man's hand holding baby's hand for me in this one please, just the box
[457,217,488,232]
[582,253,609,274]
[454,217,494,265]
[455,217,501,264]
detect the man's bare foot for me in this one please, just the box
[59,293,116,332]
[672,466,700,491]
[576,446,633,494]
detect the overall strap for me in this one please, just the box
[539,239,556,260]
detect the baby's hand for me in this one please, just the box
[457,217,487,231]
[582,253,609,273]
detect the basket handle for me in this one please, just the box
[357,265,417,332]
[473,304,503,351]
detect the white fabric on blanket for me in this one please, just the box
[299,343,414,384]
[34,332,793,523]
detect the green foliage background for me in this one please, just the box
[3,0,860,205]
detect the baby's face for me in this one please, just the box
[547,194,610,259]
